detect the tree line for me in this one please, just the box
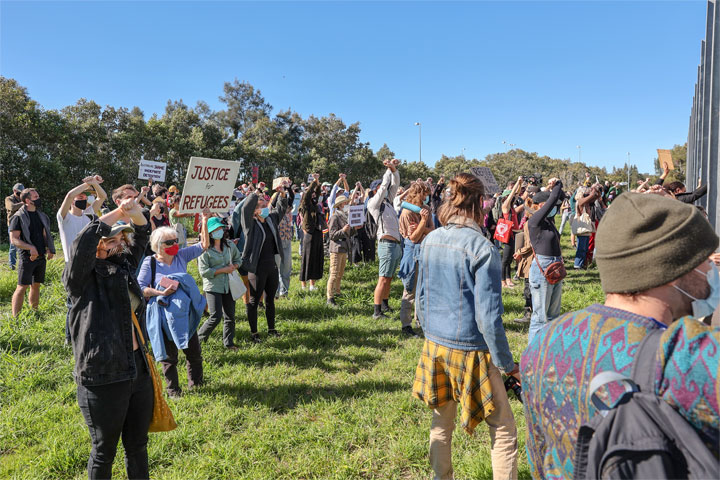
[1,75,685,236]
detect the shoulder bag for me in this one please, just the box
[131,311,177,432]
[531,246,566,285]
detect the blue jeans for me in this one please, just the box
[8,228,17,268]
[528,254,563,345]
[559,211,572,235]
[574,235,590,268]
[276,239,292,296]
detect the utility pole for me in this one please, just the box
[414,122,422,163]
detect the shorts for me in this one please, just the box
[378,240,402,278]
[17,255,46,286]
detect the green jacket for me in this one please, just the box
[198,240,242,294]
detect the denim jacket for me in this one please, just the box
[415,216,515,373]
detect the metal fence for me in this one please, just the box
[687,0,719,230]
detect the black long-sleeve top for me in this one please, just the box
[675,185,707,204]
[527,182,564,257]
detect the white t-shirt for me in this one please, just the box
[57,210,91,263]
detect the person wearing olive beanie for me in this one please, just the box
[520,192,720,479]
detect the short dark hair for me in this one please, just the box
[665,181,685,193]
[112,184,138,204]
[20,188,37,203]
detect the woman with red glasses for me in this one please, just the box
[137,211,210,398]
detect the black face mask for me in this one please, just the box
[74,199,88,210]
[32,198,42,210]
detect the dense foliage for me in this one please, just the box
[2,75,670,238]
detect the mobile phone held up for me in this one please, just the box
[158,276,180,292]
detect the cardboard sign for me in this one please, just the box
[179,157,241,214]
[657,149,674,170]
[470,167,500,194]
[138,160,167,182]
[272,177,291,191]
[347,205,366,227]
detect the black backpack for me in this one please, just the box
[573,329,719,479]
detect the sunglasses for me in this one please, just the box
[162,238,179,246]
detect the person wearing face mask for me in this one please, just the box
[9,188,56,317]
[137,210,210,398]
[5,182,25,270]
[525,180,565,344]
[240,180,293,342]
[63,193,152,480]
[326,195,358,307]
[397,181,433,336]
[56,176,108,342]
[521,192,720,480]
[197,217,243,350]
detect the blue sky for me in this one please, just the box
[0,1,709,173]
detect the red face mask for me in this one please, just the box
[164,244,180,256]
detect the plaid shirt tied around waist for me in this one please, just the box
[413,339,496,435]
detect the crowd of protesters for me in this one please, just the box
[4,159,718,480]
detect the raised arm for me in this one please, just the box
[241,192,260,235]
[87,175,107,211]
[59,180,92,220]
[502,176,523,215]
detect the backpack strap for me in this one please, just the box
[630,328,664,393]
[588,371,638,417]
[151,256,157,288]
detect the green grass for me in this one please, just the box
[0,235,604,479]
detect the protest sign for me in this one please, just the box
[138,160,167,182]
[348,205,366,227]
[179,157,241,214]
[251,166,259,184]
[470,167,500,194]
[657,149,674,170]
[272,177,291,190]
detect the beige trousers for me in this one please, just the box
[429,362,518,480]
[326,252,347,299]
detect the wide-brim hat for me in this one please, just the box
[334,195,350,208]
[207,217,225,233]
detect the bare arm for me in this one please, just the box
[59,181,91,220]
[87,176,107,211]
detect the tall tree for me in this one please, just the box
[218,79,272,139]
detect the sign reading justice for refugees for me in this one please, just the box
[179,157,241,214]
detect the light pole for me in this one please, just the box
[414,122,422,163]
[577,145,582,164]
[627,152,631,189]
[461,147,466,158]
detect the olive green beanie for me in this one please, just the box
[595,192,718,293]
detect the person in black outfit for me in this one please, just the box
[240,181,292,343]
[526,179,564,345]
[63,193,152,480]
[9,188,56,317]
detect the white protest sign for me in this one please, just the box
[179,157,241,214]
[470,167,500,194]
[347,205,366,227]
[138,160,167,182]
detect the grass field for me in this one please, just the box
[0,236,604,479]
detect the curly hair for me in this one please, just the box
[404,181,431,207]
[437,173,486,226]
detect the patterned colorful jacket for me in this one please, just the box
[520,304,719,479]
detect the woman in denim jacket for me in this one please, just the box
[412,173,520,480]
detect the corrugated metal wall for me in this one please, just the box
[687,0,719,230]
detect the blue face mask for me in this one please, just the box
[259,207,270,219]
[673,263,720,319]
[425,195,430,205]
[211,229,224,240]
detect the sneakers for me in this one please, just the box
[327,297,338,308]
[226,345,239,352]
[167,389,183,399]
[513,309,532,325]
[401,325,420,337]
[381,302,393,313]
[250,333,262,344]
[268,329,281,337]
[373,311,388,320]
[309,285,317,291]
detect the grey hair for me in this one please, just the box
[149,226,177,253]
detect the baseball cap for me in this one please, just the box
[13,183,25,192]
[103,222,135,239]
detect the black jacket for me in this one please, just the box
[63,219,150,386]
[240,190,292,274]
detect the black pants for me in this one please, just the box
[247,264,279,333]
[160,331,203,395]
[198,291,236,348]
[355,229,375,263]
[77,349,153,480]
[501,236,515,281]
